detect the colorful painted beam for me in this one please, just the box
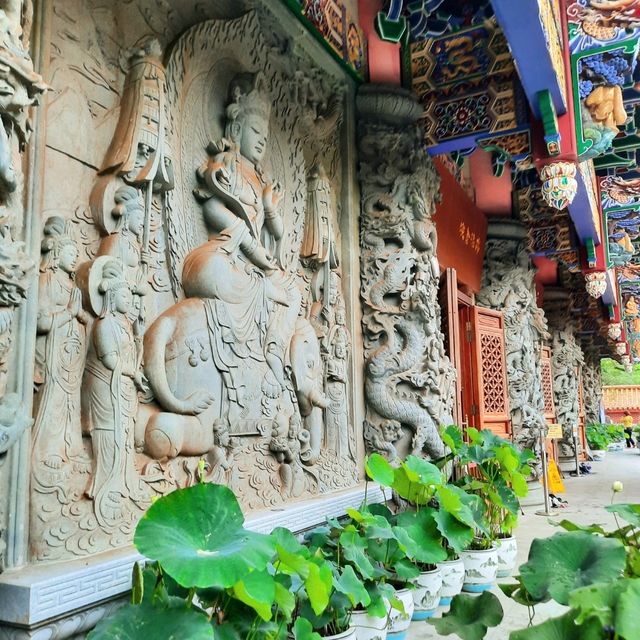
[491,0,568,118]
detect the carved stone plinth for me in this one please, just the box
[357,85,455,461]
[476,219,549,474]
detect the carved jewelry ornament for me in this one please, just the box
[585,271,607,298]
[608,322,623,340]
[539,162,578,210]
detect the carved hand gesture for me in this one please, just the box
[134,370,149,393]
[263,180,284,213]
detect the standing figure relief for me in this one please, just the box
[31,217,91,498]
[83,258,147,528]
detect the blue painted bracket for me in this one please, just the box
[491,0,567,118]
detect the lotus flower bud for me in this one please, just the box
[612,481,624,493]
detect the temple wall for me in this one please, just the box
[0,1,384,634]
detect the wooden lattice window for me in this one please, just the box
[479,332,508,414]
[460,306,511,436]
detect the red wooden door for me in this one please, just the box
[459,306,511,436]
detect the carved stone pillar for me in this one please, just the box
[0,0,47,571]
[476,220,549,474]
[582,354,603,426]
[357,85,455,461]
[545,289,585,460]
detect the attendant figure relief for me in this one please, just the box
[32,217,91,499]
[82,258,147,528]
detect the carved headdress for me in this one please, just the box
[225,72,272,143]
[88,256,130,317]
[40,215,75,273]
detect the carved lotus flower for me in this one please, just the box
[539,162,578,211]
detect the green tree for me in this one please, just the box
[601,359,640,386]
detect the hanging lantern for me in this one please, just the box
[539,162,578,210]
[608,322,623,340]
[585,272,607,299]
[622,355,631,365]
[616,342,627,355]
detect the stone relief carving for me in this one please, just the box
[358,86,454,462]
[476,221,549,476]
[582,357,603,425]
[31,217,91,499]
[29,10,360,562]
[551,324,584,458]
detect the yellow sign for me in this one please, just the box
[547,424,563,440]
[547,459,565,494]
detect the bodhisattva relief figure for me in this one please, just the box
[325,302,351,457]
[83,258,146,527]
[143,72,326,465]
[31,217,91,495]
[95,185,149,372]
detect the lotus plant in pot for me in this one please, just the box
[305,514,395,640]
[446,426,533,587]
[87,482,334,640]
[364,452,481,612]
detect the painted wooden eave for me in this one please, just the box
[491,0,567,118]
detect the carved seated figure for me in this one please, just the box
[142,72,326,463]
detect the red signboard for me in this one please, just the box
[433,159,488,292]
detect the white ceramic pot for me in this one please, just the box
[411,567,442,621]
[387,588,414,640]
[323,628,356,640]
[496,536,518,578]
[351,608,388,640]
[437,558,465,606]
[460,546,498,593]
[519,481,544,507]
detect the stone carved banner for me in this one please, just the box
[476,221,549,475]
[29,9,360,562]
[357,86,455,462]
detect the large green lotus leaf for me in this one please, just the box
[519,532,626,605]
[87,603,213,640]
[232,569,276,621]
[428,591,503,640]
[606,503,640,528]
[334,564,370,608]
[293,617,322,640]
[134,483,276,589]
[509,611,602,640]
[392,465,432,505]
[365,453,395,487]
[441,425,464,453]
[394,510,447,564]
[570,578,640,639]
[340,527,377,579]
[402,456,443,486]
[433,509,474,554]
[553,519,606,536]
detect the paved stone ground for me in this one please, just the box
[408,447,640,639]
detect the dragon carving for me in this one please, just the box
[358,89,453,461]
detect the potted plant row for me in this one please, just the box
[88,425,533,640]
